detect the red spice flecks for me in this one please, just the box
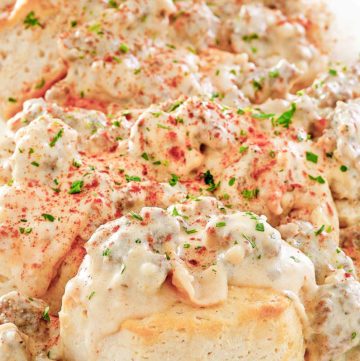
[251,160,276,180]
[326,202,334,216]
[168,146,185,161]
[130,184,142,193]
[65,96,109,113]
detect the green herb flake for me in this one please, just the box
[102,248,111,257]
[31,161,40,167]
[125,174,141,182]
[269,69,280,78]
[239,145,249,153]
[108,0,118,8]
[88,291,96,300]
[315,224,325,236]
[252,79,263,91]
[185,229,197,234]
[72,159,81,168]
[351,332,357,340]
[203,170,215,186]
[228,177,236,186]
[35,78,45,89]
[183,243,191,249]
[24,11,41,29]
[306,151,318,164]
[169,174,179,187]
[216,222,226,228]
[276,103,296,128]
[242,33,259,42]
[49,129,64,147]
[19,227,32,235]
[251,112,275,120]
[42,306,50,322]
[141,152,149,161]
[8,97,17,103]
[241,188,259,200]
[308,175,325,184]
[119,43,129,53]
[168,100,183,112]
[130,211,143,221]
[68,180,84,194]
[329,68,338,76]
[255,223,264,232]
[290,256,300,263]
[42,214,55,222]
[340,165,348,172]
[157,123,171,130]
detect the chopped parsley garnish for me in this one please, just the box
[72,159,81,168]
[207,181,220,192]
[125,174,141,182]
[108,0,118,8]
[202,170,215,186]
[242,233,256,248]
[70,20,77,27]
[102,248,111,256]
[68,180,84,194]
[42,306,50,322]
[24,11,41,29]
[276,103,296,128]
[290,256,300,263]
[228,177,236,186]
[269,150,276,158]
[157,123,171,130]
[88,23,103,35]
[251,111,275,120]
[42,214,55,222]
[237,108,245,115]
[183,243,191,249]
[252,78,263,91]
[269,69,280,78]
[329,68,338,76]
[306,151,318,164]
[315,224,325,236]
[351,332,357,340]
[185,229,197,234]
[340,165,348,172]
[239,145,248,153]
[35,78,45,89]
[135,239,141,244]
[216,222,226,228]
[169,174,179,187]
[255,223,264,232]
[130,211,143,221]
[8,97,17,103]
[241,188,259,200]
[88,291,96,300]
[242,33,259,42]
[119,43,129,53]
[31,161,39,167]
[326,152,333,158]
[168,100,183,112]
[308,174,325,184]
[112,120,121,127]
[19,227,32,234]
[49,129,64,147]
[141,152,149,161]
